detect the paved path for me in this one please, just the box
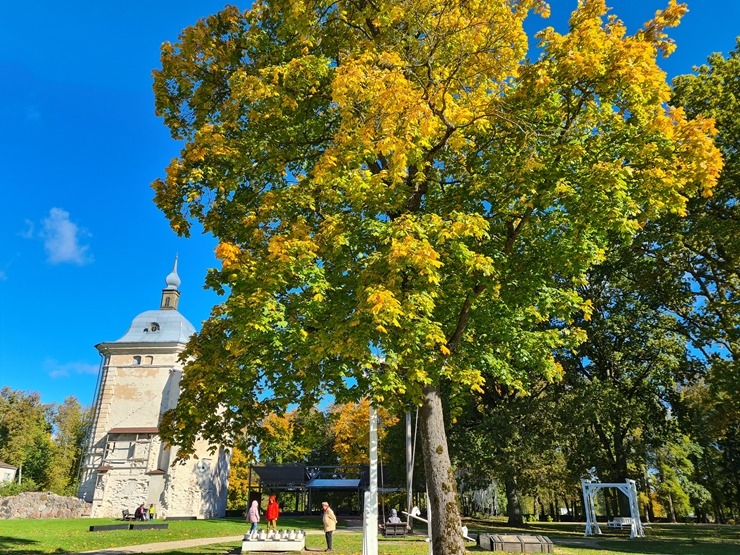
[73,530,330,554]
[74,535,244,554]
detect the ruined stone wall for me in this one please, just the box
[0,492,91,519]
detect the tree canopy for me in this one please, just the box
[152,1,721,551]
[0,388,90,495]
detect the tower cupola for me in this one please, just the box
[160,256,181,310]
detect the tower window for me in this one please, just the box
[144,356,153,365]
[132,356,141,365]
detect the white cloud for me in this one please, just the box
[0,255,19,281]
[41,207,93,265]
[45,359,99,379]
[19,220,35,239]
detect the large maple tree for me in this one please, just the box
[152,1,720,552]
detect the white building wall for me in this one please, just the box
[0,467,16,483]
[80,328,229,518]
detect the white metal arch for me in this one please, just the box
[581,479,645,539]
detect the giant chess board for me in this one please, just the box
[241,529,306,552]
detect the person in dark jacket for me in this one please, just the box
[134,503,146,521]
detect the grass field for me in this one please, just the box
[0,515,738,555]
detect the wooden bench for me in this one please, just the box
[607,517,634,529]
[89,523,169,532]
[122,509,136,521]
[382,523,409,537]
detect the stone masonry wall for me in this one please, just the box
[0,492,91,519]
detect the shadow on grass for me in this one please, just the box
[578,539,740,555]
[0,536,44,554]
[0,545,242,555]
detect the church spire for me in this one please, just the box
[160,256,181,310]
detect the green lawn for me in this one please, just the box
[0,516,311,554]
[465,520,740,555]
[0,516,738,555]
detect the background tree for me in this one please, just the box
[556,251,695,516]
[450,379,569,525]
[329,399,399,466]
[46,397,90,494]
[259,407,335,464]
[226,444,255,510]
[0,389,90,495]
[152,1,720,550]
[652,436,704,522]
[602,39,740,522]
[260,411,305,464]
[668,40,740,523]
[678,380,733,521]
[0,388,50,489]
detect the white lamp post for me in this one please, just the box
[362,403,379,555]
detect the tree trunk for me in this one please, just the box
[642,474,653,523]
[505,478,523,525]
[419,385,465,555]
[667,492,677,523]
[604,490,612,519]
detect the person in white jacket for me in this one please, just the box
[247,500,260,535]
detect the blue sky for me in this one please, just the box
[0,1,737,407]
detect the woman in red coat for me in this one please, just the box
[265,495,280,532]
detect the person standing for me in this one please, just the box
[149,504,157,520]
[322,501,336,551]
[266,495,280,532]
[247,500,260,535]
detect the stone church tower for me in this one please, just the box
[78,259,229,518]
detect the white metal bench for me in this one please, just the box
[607,517,634,529]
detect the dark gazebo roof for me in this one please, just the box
[251,464,307,488]
[250,464,399,492]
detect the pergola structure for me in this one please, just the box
[581,479,645,539]
[248,464,397,514]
